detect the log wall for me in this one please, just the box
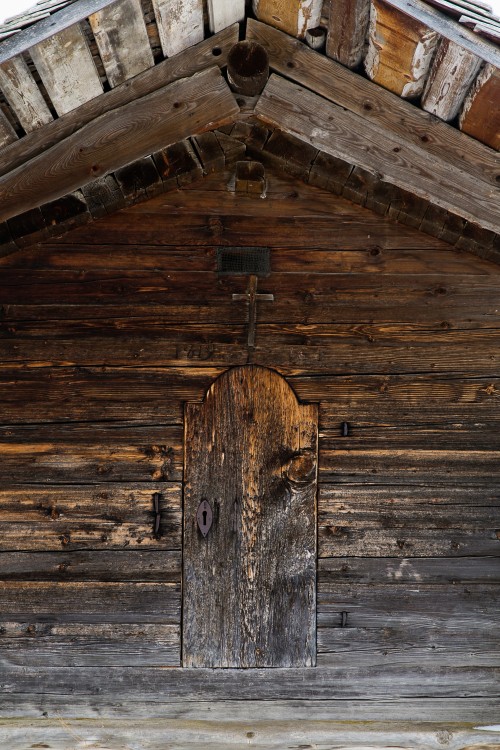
[0,166,499,744]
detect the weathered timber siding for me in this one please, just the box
[0,167,499,729]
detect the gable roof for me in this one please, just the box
[0,0,498,262]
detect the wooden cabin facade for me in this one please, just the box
[0,1,499,748]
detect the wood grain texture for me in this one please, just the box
[0,66,239,224]
[326,0,370,67]
[421,38,482,121]
[0,55,53,132]
[208,0,245,32]
[255,74,500,233]
[89,0,154,88]
[152,0,204,57]
[183,365,317,667]
[0,108,17,148]
[0,25,239,179]
[246,19,500,189]
[460,63,500,149]
[29,24,103,115]
[253,0,323,38]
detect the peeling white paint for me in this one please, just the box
[364,2,380,82]
[401,29,439,98]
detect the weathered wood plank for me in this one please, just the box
[318,555,500,583]
[0,697,498,722]
[0,55,53,132]
[0,582,180,622]
[252,0,323,38]
[0,107,17,148]
[255,74,500,233]
[29,24,103,116]
[184,366,317,667]
[0,550,180,581]
[152,0,204,57]
[0,622,180,667]
[326,0,370,67]
[0,67,238,224]
[0,484,181,551]
[383,0,500,67]
[89,0,154,88]
[421,39,482,121]
[246,19,500,188]
[459,63,500,150]
[1,716,499,749]
[207,0,245,33]
[365,0,439,98]
[0,25,239,179]
[1,664,498,699]
[0,0,119,66]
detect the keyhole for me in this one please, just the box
[196,499,213,537]
[202,510,207,527]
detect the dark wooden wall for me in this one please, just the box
[0,167,499,734]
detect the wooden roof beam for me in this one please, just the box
[254,74,500,234]
[0,66,239,224]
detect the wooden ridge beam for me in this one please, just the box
[0,67,239,225]
[0,24,239,179]
[255,75,500,234]
[246,19,500,191]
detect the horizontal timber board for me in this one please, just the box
[0,700,498,724]
[1,244,497,275]
[0,67,239,224]
[318,555,500,583]
[0,484,182,550]
[1,665,498,699]
[247,19,500,188]
[255,75,500,234]
[0,424,183,483]
[1,719,500,750]
[0,582,180,622]
[0,550,181,581]
[0,622,180,668]
[54,212,457,249]
[0,26,239,179]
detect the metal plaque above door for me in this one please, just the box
[183,365,318,668]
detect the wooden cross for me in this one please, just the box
[232,275,274,348]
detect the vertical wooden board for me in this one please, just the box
[326,0,371,68]
[152,0,204,58]
[421,39,482,121]
[89,0,154,88]
[253,0,323,38]
[183,365,318,668]
[29,24,103,115]
[0,107,17,147]
[0,55,53,131]
[365,0,440,97]
[208,0,245,33]
[459,63,500,149]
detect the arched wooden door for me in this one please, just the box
[183,365,318,668]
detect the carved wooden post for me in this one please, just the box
[227,41,269,96]
[183,365,318,668]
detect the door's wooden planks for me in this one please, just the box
[0,68,239,224]
[29,24,103,116]
[421,39,482,121]
[207,0,245,33]
[0,56,53,132]
[365,0,440,98]
[183,366,317,668]
[252,0,323,38]
[89,0,154,88]
[326,0,370,67]
[459,63,500,149]
[255,75,500,233]
[0,484,182,551]
[152,0,204,57]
